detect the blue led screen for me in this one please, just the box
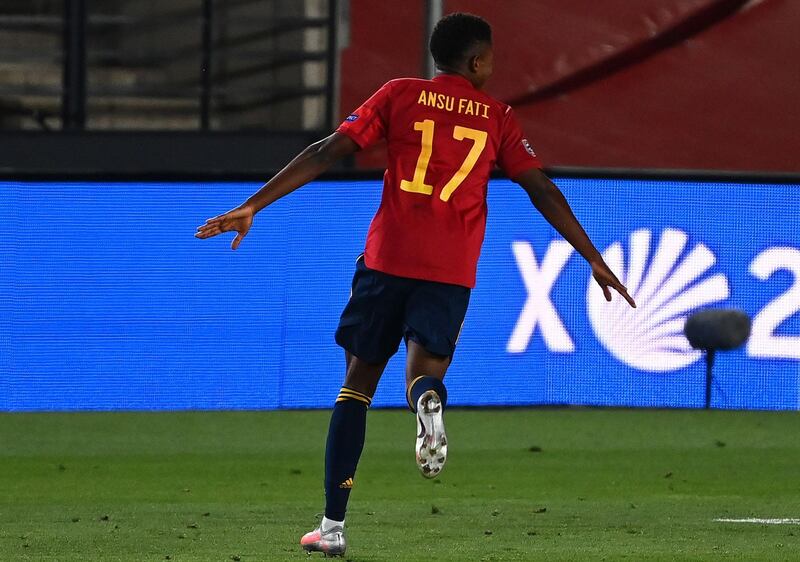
[1,178,798,411]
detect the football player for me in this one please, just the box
[196,12,635,557]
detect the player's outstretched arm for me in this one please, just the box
[514,168,636,308]
[195,132,359,249]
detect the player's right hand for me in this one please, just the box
[194,205,254,250]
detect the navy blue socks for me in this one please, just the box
[406,376,447,412]
[324,387,371,521]
[323,379,446,521]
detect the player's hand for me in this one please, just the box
[591,259,636,308]
[194,205,254,250]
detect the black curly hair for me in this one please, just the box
[429,13,492,70]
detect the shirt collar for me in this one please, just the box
[431,73,475,89]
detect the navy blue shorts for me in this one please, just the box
[335,255,471,364]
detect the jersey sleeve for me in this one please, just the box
[496,107,542,179]
[336,81,393,149]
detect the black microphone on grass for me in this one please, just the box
[684,309,751,409]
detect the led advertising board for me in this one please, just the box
[1,178,797,411]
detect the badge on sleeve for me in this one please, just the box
[522,139,536,157]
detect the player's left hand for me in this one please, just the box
[591,259,636,308]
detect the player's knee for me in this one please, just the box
[343,357,385,398]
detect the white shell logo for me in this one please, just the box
[587,228,730,372]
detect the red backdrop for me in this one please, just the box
[339,0,800,172]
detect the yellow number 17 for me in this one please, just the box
[399,119,488,202]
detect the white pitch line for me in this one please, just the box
[714,518,800,525]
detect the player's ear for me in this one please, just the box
[467,54,480,74]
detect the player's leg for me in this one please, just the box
[403,281,470,477]
[405,341,451,478]
[405,339,450,416]
[323,352,387,525]
[302,352,388,556]
[301,256,406,555]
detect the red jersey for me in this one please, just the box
[336,74,541,288]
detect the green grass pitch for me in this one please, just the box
[1,408,799,561]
